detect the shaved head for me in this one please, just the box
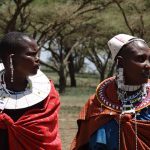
[0,32,34,60]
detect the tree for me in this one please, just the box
[0,0,33,34]
[27,0,117,92]
[1,0,150,93]
[113,0,150,42]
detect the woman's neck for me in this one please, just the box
[4,72,28,92]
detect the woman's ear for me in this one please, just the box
[115,56,124,68]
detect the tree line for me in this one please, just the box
[0,0,150,93]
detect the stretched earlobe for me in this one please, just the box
[116,56,124,68]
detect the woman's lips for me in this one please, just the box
[34,64,40,68]
[142,70,150,78]
[33,65,39,71]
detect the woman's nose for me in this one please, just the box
[144,61,150,69]
[35,56,40,63]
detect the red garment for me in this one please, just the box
[70,77,150,150]
[0,81,61,150]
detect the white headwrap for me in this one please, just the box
[107,33,145,60]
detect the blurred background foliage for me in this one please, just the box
[0,0,150,93]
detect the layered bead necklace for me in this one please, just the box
[117,85,147,113]
[96,76,150,150]
[116,68,149,150]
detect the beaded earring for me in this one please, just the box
[116,60,141,92]
[10,54,14,83]
[116,67,126,102]
[116,67,124,89]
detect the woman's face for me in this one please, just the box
[123,43,150,85]
[13,37,40,77]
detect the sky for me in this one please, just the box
[40,49,97,73]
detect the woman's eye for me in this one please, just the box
[26,52,37,57]
[137,55,145,62]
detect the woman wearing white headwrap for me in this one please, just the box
[71,34,150,150]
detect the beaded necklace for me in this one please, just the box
[1,72,32,95]
[0,69,51,111]
[117,81,149,150]
[96,77,150,150]
[117,86,146,113]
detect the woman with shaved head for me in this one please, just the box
[0,32,61,150]
[71,34,150,150]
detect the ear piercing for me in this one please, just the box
[10,54,14,83]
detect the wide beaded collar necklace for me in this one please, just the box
[96,77,150,150]
[0,68,51,111]
[96,77,150,113]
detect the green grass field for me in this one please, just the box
[45,71,100,150]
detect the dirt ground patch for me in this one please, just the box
[59,106,80,150]
[46,72,99,150]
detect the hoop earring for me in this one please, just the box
[10,55,14,83]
